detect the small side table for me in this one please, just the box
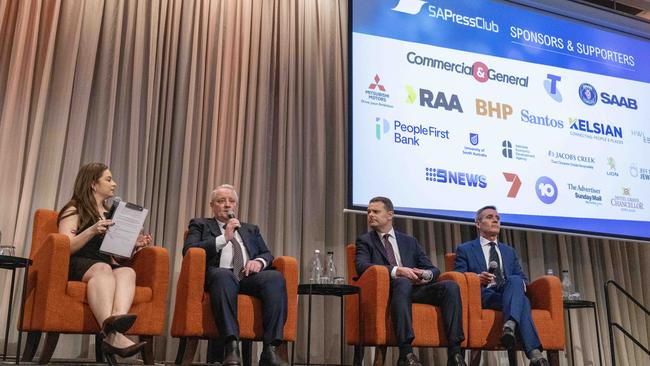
[0,255,32,365]
[563,299,603,366]
[293,284,362,366]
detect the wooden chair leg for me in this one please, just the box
[547,350,560,366]
[469,349,481,366]
[140,335,154,364]
[175,337,187,365]
[21,331,41,362]
[353,345,364,366]
[242,340,252,366]
[38,332,60,364]
[373,346,387,366]
[181,337,199,366]
[507,349,517,366]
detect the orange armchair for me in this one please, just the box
[170,247,298,365]
[20,209,169,364]
[345,244,468,365]
[444,253,564,366]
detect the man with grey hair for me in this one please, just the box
[455,205,548,366]
[184,184,288,366]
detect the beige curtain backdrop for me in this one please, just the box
[0,0,648,365]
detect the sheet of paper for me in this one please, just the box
[100,201,149,258]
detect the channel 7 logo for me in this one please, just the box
[535,176,558,204]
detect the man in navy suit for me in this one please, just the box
[184,184,288,366]
[355,197,466,366]
[454,205,548,366]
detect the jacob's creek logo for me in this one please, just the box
[362,74,394,108]
[610,187,644,212]
[569,118,623,144]
[392,119,450,146]
[567,183,602,206]
[544,74,562,102]
[425,167,487,188]
[520,109,564,129]
[606,157,619,177]
[501,140,535,161]
[406,52,529,87]
[535,176,558,204]
[405,85,463,112]
[547,150,595,170]
[578,82,638,109]
[463,133,486,158]
[503,173,521,198]
[476,98,512,120]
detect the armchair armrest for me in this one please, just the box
[463,272,484,334]
[272,256,298,340]
[130,246,169,327]
[170,248,206,337]
[439,271,468,346]
[528,275,563,319]
[344,265,391,345]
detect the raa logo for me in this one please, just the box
[392,0,428,15]
[405,85,463,112]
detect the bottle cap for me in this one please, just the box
[327,251,334,254]
[315,249,320,253]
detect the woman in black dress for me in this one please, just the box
[58,162,150,362]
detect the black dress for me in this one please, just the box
[68,231,121,281]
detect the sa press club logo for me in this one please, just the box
[536,176,558,204]
[392,0,427,15]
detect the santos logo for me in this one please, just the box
[406,85,463,112]
[536,176,558,204]
[425,167,487,188]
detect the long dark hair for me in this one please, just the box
[58,162,109,231]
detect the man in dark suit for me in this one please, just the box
[355,196,466,366]
[454,205,548,366]
[184,184,288,366]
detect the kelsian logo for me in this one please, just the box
[535,176,558,204]
[501,140,535,161]
[392,0,427,15]
[476,98,512,120]
[405,52,529,87]
[362,74,393,108]
[503,173,521,198]
[569,118,623,144]
[424,167,487,188]
[606,157,619,177]
[578,83,597,106]
[375,117,390,140]
[469,133,479,146]
[544,74,562,102]
[405,85,463,112]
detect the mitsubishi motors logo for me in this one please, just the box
[392,0,427,15]
[368,74,386,91]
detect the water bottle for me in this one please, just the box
[326,251,337,284]
[561,270,573,299]
[546,269,554,276]
[310,250,323,284]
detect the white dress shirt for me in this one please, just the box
[480,236,504,271]
[377,228,404,278]
[214,219,267,269]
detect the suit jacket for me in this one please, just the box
[454,238,528,284]
[355,229,439,280]
[183,217,274,269]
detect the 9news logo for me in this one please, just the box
[535,176,558,204]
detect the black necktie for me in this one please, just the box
[382,234,398,266]
[223,224,245,281]
[489,242,504,286]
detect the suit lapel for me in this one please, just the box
[497,243,509,274]
[471,239,487,272]
[208,218,222,238]
[370,231,391,265]
[394,231,409,267]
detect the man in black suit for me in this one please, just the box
[184,184,288,366]
[355,197,466,366]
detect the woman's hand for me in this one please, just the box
[92,219,114,235]
[134,233,153,253]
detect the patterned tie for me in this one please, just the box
[231,238,245,281]
[489,242,504,287]
[382,234,398,266]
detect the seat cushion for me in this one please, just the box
[66,281,153,304]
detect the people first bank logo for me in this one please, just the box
[373,117,450,146]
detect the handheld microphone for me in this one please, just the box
[105,196,122,219]
[488,261,498,274]
[227,210,240,231]
[420,270,433,282]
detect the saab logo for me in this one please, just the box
[502,140,512,158]
[408,86,463,112]
[369,74,385,91]
[600,92,637,110]
[503,173,521,198]
[392,0,427,15]
[544,74,562,102]
[578,83,597,106]
[536,176,558,204]
[607,157,619,177]
[569,118,622,138]
[469,133,479,146]
[375,117,390,140]
[425,167,487,188]
[476,98,512,120]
